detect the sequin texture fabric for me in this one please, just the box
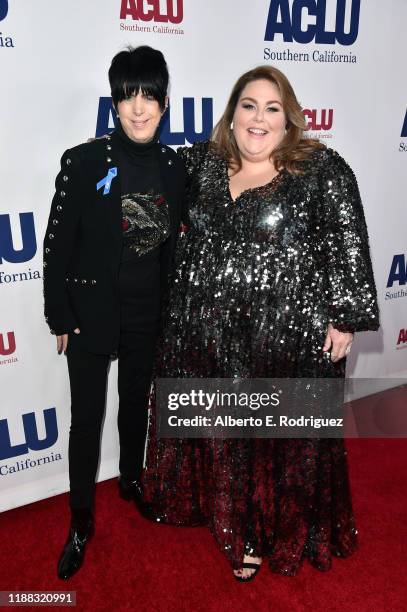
[142,141,379,574]
[121,192,169,257]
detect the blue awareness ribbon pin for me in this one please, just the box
[96,167,118,195]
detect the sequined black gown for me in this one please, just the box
[142,141,379,574]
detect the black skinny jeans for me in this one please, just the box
[66,255,160,509]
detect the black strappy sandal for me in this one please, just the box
[233,561,262,582]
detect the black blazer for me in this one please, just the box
[43,132,186,354]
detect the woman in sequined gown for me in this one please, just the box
[142,66,379,580]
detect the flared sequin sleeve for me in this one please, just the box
[317,149,379,333]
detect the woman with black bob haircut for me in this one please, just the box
[109,44,168,112]
[43,45,186,580]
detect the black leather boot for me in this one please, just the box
[57,508,93,580]
[118,475,151,518]
[118,475,142,501]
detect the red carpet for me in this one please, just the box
[1,439,406,612]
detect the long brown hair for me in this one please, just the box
[211,65,325,174]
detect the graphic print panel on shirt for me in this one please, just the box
[122,192,170,257]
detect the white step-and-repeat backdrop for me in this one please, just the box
[1,0,406,512]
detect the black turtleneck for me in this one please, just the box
[111,122,171,331]
[112,121,169,264]
[114,121,163,196]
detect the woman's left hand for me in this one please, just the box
[323,323,353,362]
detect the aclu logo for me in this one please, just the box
[387,255,407,288]
[0,331,17,366]
[96,97,213,145]
[0,0,14,48]
[400,109,407,153]
[385,254,407,302]
[303,108,333,138]
[0,213,37,264]
[0,0,8,21]
[0,408,58,461]
[402,110,407,137]
[396,329,407,350]
[265,0,361,45]
[0,331,16,356]
[120,0,183,23]
[0,213,40,286]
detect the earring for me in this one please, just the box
[230,121,234,130]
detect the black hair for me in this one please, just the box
[109,45,169,110]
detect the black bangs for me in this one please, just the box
[116,78,164,106]
[109,45,169,110]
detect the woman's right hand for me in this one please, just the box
[57,328,80,354]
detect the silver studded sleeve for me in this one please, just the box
[318,149,379,333]
[43,149,82,335]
